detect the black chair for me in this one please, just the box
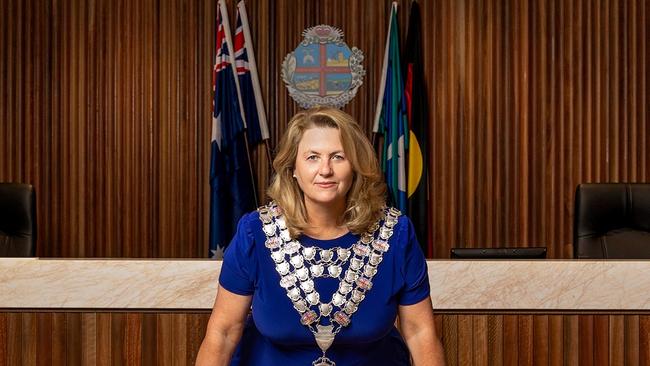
[574,183,650,259]
[0,183,37,257]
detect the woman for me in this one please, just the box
[196,107,445,365]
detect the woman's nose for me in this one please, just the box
[319,161,333,175]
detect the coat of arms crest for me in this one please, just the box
[281,25,365,109]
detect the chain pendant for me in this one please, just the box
[313,324,336,365]
[312,356,336,366]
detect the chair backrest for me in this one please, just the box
[0,183,37,257]
[574,183,650,259]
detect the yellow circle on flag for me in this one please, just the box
[407,130,423,197]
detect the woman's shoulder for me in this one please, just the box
[382,207,415,244]
[238,203,280,232]
[238,210,263,231]
[383,207,412,227]
[226,211,263,246]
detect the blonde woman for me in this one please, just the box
[197,107,445,366]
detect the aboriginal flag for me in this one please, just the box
[404,1,431,257]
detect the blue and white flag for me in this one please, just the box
[373,2,408,212]
[234,1,270,146]
[210,0,257,258]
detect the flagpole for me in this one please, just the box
[264,139,273,174]
[241,129,260,207]
[373,2,397,135]
[372,2,397,150]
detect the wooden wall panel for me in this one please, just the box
[0,0,648,258]
[642,316,650,366]
[0,312,649,365]
[0,312,212,366]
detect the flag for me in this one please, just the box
[210,0,257,258]
[404,1,431,257]
[373,2,408,212]
[234,1,270,146]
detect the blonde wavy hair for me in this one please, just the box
[267,107,387,238]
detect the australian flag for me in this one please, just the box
[234,1,270,146]
[210,0,257,258]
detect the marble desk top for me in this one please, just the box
[0,259,649,310]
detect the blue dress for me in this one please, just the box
[219,210,430,366]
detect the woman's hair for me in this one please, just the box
[267,107,387,237]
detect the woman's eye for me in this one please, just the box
[332,155,344,160]
[307,155,318,160]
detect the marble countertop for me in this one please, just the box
[1,258,649,310]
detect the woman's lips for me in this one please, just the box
[315,182,336,188]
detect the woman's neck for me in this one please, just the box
[303,199,348,239]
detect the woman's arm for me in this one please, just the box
[398,297,446,366]
[195,285,253,366]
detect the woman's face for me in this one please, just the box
[294,126,354,209]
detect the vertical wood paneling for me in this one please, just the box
[626,315,640,366]
[0,0,7,180]
[2,312,648,365]
[35,313,52,366]
[579,315,595,365]
[472,315,488,366]
[51,313,66,365]
[1,0,210,258]
[186,312,209,365]
[610,315,626,365]
[641,316,650,366]
[173,314,188,366]
[442,314,458,366]
[96,313,111,366]
[65,313,81,365]
[532,315,548,366]
[517,315,533,366]
[110,313,125,365]
[141,313,157,366]
[594,314,609,365]
[487,314,503,366]
[564,315,579,366]
[157,314,173,366]
[548,315,563,365]
[0,314,6,364]
[0,0,649,258]
[21,313,36,366]
[458,315,473,365]
[419,0,650,258]
[503,315,518,366]
[125,313,142,366]
[6,314,22,365]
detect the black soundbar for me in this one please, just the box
[450,247,547,259]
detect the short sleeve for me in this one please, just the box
[397,216,431,305]
[219,212,257,296]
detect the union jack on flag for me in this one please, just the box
[233,1,270,146]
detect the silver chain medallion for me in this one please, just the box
[312,356,336,366]
[258,202,401,366]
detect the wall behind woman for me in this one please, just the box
[0,0,648,258]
